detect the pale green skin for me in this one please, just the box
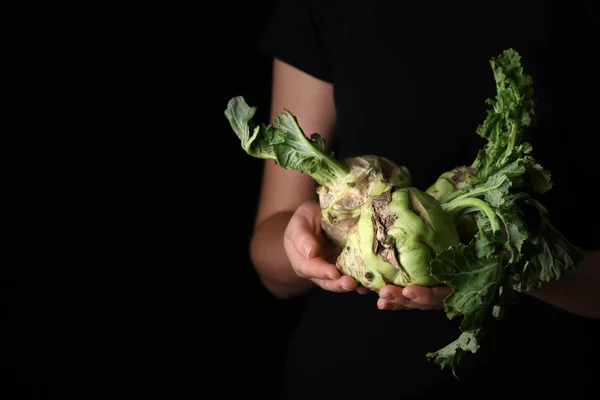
[224,96,461,293]
[318,155,412,248]
[426,166,476,201]
[226,48,581,373]
[336,185,461,292]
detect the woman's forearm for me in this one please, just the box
[525,250,600,319]
[250,211,315,299]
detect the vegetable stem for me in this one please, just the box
[501,117,519,168]
[442,197,501,232]
[224,96,349,187]
[285,109,349,179]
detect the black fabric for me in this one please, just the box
[258,1,600,398]
[258,0,333,83]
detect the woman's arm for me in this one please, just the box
[249,58,337,299]
[526,250,600,319]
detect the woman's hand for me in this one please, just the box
[377,285,452,310]
[283,201,451,304]
[284,201,369,294]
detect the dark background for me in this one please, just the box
[2,1,303,399]
[2,2,599,399]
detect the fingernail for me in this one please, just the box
[403,291,416,300]
[303,243,312,259]
[380,292,394,301]
[342,284,353,291]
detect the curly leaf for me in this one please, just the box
[224,96,348,186]
[426,331,480,377]
[473,48,535,179]
[427,244,508,375]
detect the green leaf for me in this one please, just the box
[430,245,503,320]
[503,218,528,261]
[224,96,349,186]
[496,199,529,263]
[427,244,508,375]
[472,217,502,258]
[426,48,583,377]
[472,48,535,180]
[495,196,584,292]
[444,170,514,203]
[270,111,343,179]
[426,331,480,377]
[525,162,553,194]
[516,220,583,291]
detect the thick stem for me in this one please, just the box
[286,112,350,182]
[442,197,502,232]
[310,167,348,187]
[499,118,520,169]
[225,96,350,187]
[309,157,349,186]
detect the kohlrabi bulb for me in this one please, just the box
[336,187,461,291]
[317,155,411,247]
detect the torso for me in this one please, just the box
[280,2,599,398]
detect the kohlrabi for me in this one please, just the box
[422,49,583,373]
[224,96,458,291]
[223,48,583,377]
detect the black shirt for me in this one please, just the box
[258,1,599,398]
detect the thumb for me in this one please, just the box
[284,202,341,281]
[286,202,323,258]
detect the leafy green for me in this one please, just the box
[471,49,536,180]
[224,49,583,379]
[224,96,348,186]
[512,197,583,291]
[427,244,505,375]
[424,49,583,375]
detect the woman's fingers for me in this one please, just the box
[312,275,358,293]
[284,206,321,260]
[295,256,341,281]
[284,202,347,287]
[402,285,452,308]
[377,284,450,310]
[356,286,370,295]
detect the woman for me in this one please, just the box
[248,1,599,398]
